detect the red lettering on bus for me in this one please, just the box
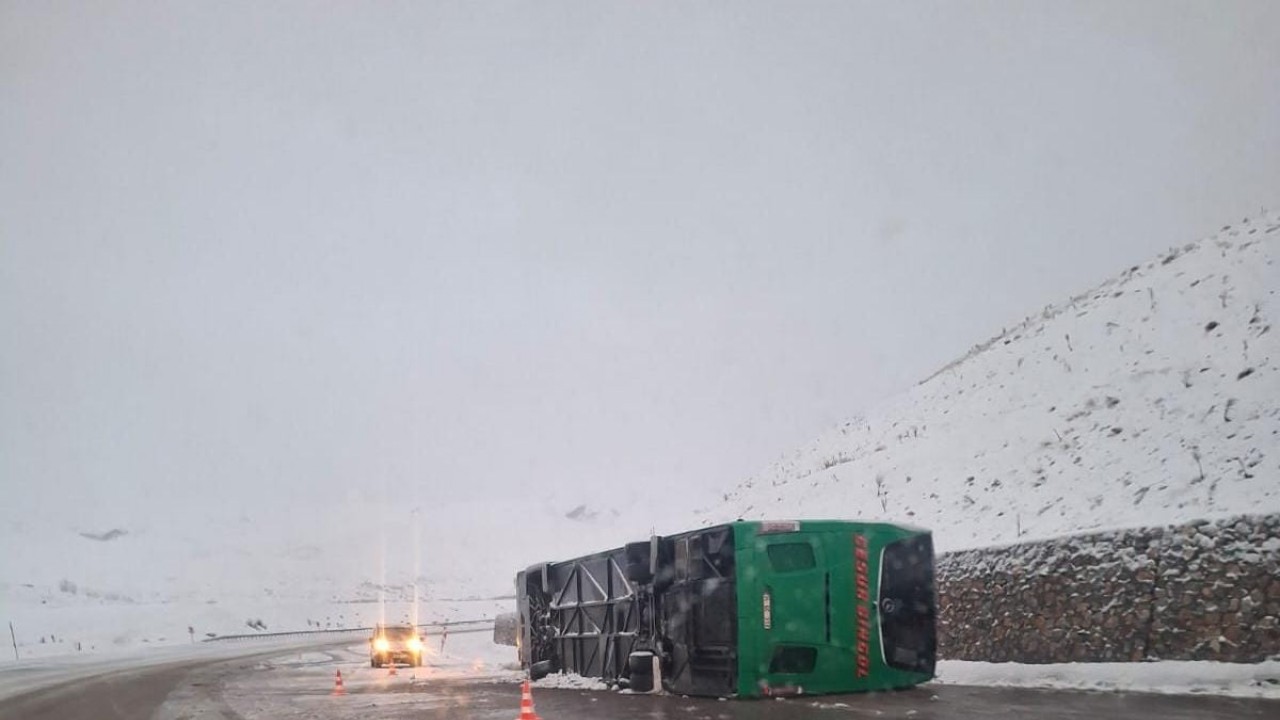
[853,534,872,681]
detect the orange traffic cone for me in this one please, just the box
[388,662,397,677]
[332,669,347,696]
[516,679,541,720]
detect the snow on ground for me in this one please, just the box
[0,590,509,663]
[155,630,522,719]
[3,212,1276,699]
[716,211,1280,551]
[529,658,1280,699]
[533,672,611,691]
[1,625,519,708]
[934,659,1280,699]
[0,489,675,663]
[0,634,337,702]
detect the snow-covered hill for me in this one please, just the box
[718,211,1279,551]
[4,210,1275,660]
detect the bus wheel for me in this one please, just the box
[627,651,655,692]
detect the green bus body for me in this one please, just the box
[733,520,935,697]
[516,519,936,698]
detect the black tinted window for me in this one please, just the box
[767,542,816,572]
[769,645,817,674]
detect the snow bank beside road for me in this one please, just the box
[0,593,508,663]
[934,659,1280,699]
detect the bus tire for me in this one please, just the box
[627,651,655,692]
[629,673,653,692]
[529,659,554,681]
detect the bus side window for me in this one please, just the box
[769,645,817,674]
[766,542,816,572]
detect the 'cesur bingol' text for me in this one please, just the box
[854,534,871,678]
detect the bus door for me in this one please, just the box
[752,529,832,691]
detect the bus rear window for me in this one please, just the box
[766,542,815,572]
[769,645,817,674]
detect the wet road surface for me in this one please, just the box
[1,645,1276,719]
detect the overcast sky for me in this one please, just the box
[3,1,1278,527]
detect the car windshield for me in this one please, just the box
[3,3,1278,719]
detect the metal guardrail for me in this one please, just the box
[203,618,495,643]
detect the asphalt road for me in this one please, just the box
[0,659,210,720]
[1,648,1276,720]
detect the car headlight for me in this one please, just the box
[408,637,423,651]
[374,638,390,652]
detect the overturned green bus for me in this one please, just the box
[515,519,935,698]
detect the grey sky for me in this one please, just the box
[3,1,1278,527]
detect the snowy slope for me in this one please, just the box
[4,211,1275,662]
[717,211,1279,551]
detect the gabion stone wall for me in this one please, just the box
[936,514,1279,663]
